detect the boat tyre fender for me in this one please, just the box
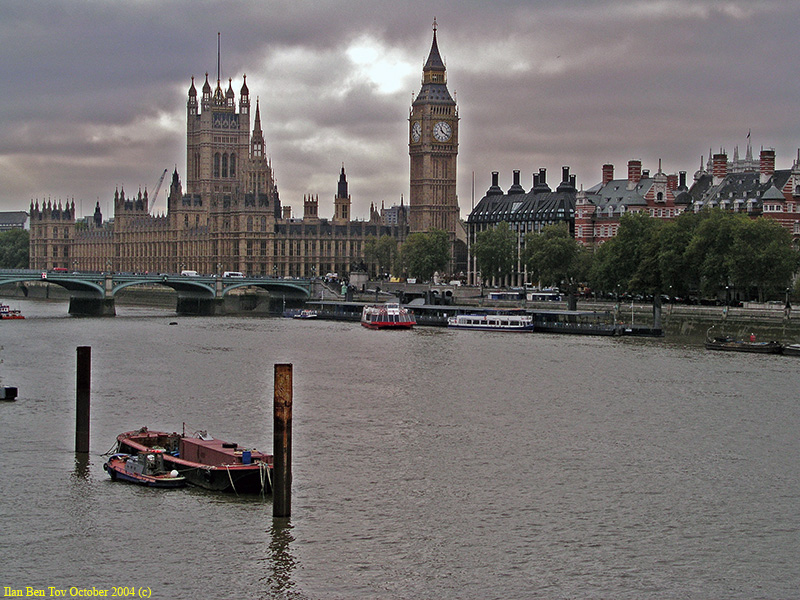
[203,469,213,483]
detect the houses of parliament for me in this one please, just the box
[28,26,464,278]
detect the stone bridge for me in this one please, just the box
[0,269,312,316]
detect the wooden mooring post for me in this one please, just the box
[75,346,91,453]
[273,363,293,517]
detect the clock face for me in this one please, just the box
[433,121,452,142]
[411,121,421,143]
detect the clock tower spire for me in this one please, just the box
[409,19,459,238]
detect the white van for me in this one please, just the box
[223,271,245,278]
[180,270,199,276]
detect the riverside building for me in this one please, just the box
[466,167,578,286]
[29,72,407,276]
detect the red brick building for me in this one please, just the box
[575,159,689,247]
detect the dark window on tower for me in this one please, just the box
[222,154,228,178]
[214,153,221,178]
[230,154,236,178]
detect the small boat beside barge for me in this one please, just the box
[447,312,534,332]
[115,427,273,494]
[361,302,416,330]
[103,451,186,488]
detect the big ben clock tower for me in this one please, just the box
[409,19,459,237]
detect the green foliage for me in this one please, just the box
[590,212,664,294]
[590,209,800,302]
[523,222,588,291]
[400,229,451,281]
[727,217,799,302]
[0,229,29,269]
[657,212,701,297]
[684,209,747,296]
[472,222,517,283]
[375,235,398,276]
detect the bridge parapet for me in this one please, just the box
[0,269,313,316]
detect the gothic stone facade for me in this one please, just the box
[29,74,407,276]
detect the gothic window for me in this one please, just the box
[247,216,253,232]
[230,154,236,178]
[222,154,228,178]
[261,217,266,232]
[214,153,221,178]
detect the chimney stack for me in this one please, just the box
[508,170,525,194]
[602,164,614,185]
[627,160,642,189]
[712,152,728,184]
[760,149,776,183]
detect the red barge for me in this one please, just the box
[115,427,273,494]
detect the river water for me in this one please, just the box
[1,297,798,599]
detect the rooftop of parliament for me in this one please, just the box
[28,73,408,276]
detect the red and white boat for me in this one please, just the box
[0,303,24,320]
[115,427,273,494]
[361,302,416,330]
[103,451,186,488]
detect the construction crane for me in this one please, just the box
[149,168,168,213]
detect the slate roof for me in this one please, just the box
[0,211,28,230]
[468,180,576,225]
[413,30,454,106]
[688,169,792,209]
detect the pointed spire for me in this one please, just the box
[254,97,262,129]
[424,17,446,72]
[337,164,348,198]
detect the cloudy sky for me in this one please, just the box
[3,0,800,220]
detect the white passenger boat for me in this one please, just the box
[361,303,415,330]
[447,313,534,332]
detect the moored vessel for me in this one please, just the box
[115,427,273,494]
[103,451,186,488]
[704,335,782,354]
[781,343,800,356]
[361,302,416,329]
[447,312,534,332]
[0,303,24,320]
